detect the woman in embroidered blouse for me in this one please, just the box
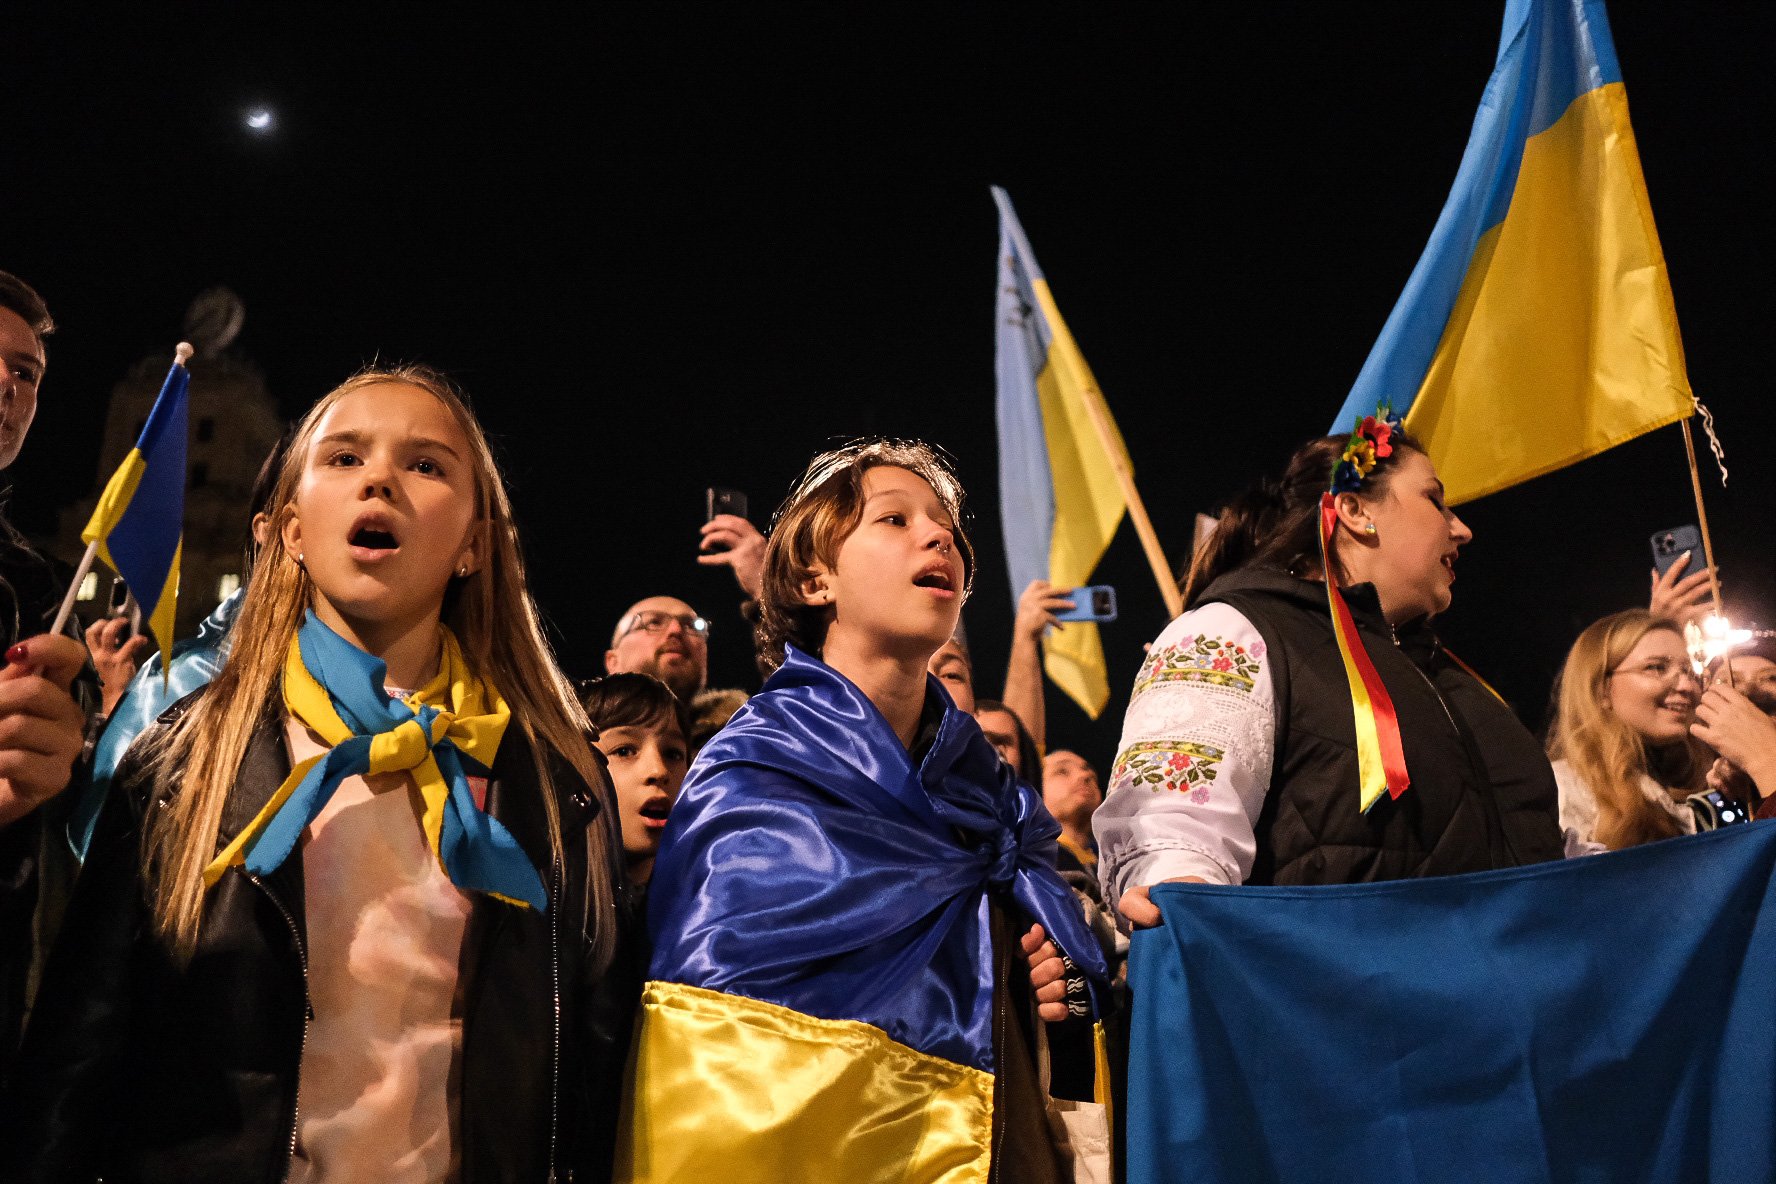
[1546,609,1708,852]
[1098,429,1563,927]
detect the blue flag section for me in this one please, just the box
[1126,825,1776,1184]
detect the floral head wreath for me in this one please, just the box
[1329,405,1404,494]
[1319,402,1411,814]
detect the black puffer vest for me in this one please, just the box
[1202,567,1561,884]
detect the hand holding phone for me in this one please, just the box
[1650,525,1703,578]
[705,487,748,525]
[699,488,765,600]
[1052,586,1117,623]
[1649,524,1713,628]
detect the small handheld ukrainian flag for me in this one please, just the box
[1332,0,1692,504]
[993,186,1130,719]
[78,343,192,663]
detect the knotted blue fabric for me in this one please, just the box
[648,644,1107,1073]
[204,611,546,911]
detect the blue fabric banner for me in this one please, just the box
[1127,824,1776,1183]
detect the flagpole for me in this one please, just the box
[49,541,101,638]
[1680,417,1725,618]
[1679,415,1736,690]
[51,341,194,639]
[1075,381,1184,620]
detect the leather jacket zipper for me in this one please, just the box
[547,856,563,1184]
[244,870,311,1182]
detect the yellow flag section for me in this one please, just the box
[81,449,184,661]
[1032,282,1130,718]
[1407,81,1689,501]
[1333,1,1691,505]
[616,982,996,1183]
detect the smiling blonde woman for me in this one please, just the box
[1548,608,1710,853]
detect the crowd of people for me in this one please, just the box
[0,266,1771,1181]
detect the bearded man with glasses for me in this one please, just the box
[604,596,711,702]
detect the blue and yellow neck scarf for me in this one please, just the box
[203,611,546,911]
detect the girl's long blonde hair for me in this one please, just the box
[1547,609,1707,850]
[141,366,617,967]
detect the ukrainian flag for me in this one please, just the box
[1332,0,1692,504]
[993,186,1129,718]
[81,347,190,661]
[618,647,1112,1182]
[1126,824,1776,1182]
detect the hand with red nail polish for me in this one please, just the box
[0,633,89,829]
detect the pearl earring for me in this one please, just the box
[1363,524,1377,535]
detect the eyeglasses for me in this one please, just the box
[1607,658,1698,687]
[620,610,710,641]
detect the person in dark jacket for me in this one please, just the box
[8,365,628,1184]
[0,271,98,1086]
[1100,421,1562,927]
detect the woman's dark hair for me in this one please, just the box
[976,698,1041,782]
[578,672,692,744]
[1180,429,1424,609]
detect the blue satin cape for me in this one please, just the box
[647,644,1108,1073]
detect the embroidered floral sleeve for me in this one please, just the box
[1093,602,1276,900]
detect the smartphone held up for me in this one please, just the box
[1053,586,1117,624]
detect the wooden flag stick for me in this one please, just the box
[1681,417,1725,618]
[1680,416,1734,689]
[1076,382,1184,620]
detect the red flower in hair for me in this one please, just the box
[1359,415,1394,460]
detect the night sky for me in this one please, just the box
[9,2,1773,767]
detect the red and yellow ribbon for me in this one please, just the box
[1319,493,1410,813]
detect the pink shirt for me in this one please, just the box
[283,710,472,1184]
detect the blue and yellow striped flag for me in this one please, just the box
[1332,0,1692,504]
[81,346,190,661]
[993,186,1129,719]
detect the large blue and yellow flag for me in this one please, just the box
[619,646,1111,1182]
[81,346,190,660]
[994,186,1130,719]
[1331,0,1691,504]
[1125,824,1776,1183]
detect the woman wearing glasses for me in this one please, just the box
[1547,610,1710,853]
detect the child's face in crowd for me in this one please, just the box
[596,719,689,869]
[814,466,963,663]
[283,383,482,641]
[1603,627,1699,745]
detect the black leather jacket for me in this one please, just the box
[6,701,629,1184]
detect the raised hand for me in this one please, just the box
[1649,551,1713,627]
[84,616,152,716]
[697,514,767,600]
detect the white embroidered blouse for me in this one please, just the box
[1094,602,1277,901]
